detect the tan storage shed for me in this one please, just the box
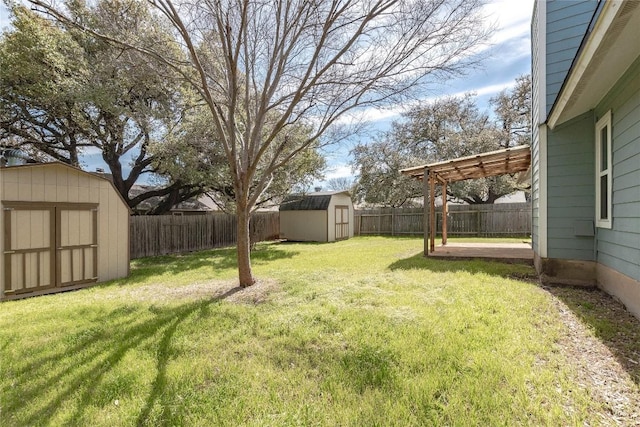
[279,191,354,242]
[1,163,130,301]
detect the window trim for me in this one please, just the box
[595,110,612,229]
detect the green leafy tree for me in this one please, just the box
[0,4,203,213]
[351,140,423,207]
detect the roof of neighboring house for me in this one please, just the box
[279,190,350,211]
[400,145,531,183]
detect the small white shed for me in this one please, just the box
[279,191,354,242]
[1,162,130,301]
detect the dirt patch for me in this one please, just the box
[544,285,640,425]
[225,279,281,305]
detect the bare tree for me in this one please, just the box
[28,0,492,287]
[326,177,354,192]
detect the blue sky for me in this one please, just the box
[0,0,534,186]
[321,0,535,183]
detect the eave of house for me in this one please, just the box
[548,0,640,129]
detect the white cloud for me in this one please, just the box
[324,164,353,181]
[484,0,534,56]
[346,79,519,126]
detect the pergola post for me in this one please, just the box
[423,167,429,256]
[429,172,436,253]
[442,181,448,246]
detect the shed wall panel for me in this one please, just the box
[327,194,354,241]
[280,211,328,242]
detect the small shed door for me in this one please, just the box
[3,202,98,296]
[3,205,56,294]
[57,207,98,287]
[335,205,350,240]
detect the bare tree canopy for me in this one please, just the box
[27,0,493,286]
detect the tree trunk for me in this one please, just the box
[236,204,255,287]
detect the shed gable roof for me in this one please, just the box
[0,162,132,213]
[280,194,332,211]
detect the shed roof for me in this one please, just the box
[279,190,350,211]
[400,145,531,183]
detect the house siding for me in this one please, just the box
[545,0,598,115]
[546,111,595,261]
[594,55,640,281]
[531,1,542,254]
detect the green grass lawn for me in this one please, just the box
[0,236,630,425]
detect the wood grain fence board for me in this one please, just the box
[130,212,279,259]
[354,203,531,237]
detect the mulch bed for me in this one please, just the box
[544,285,640,425]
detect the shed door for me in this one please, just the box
[335,205,350,240]
[4,205,55,294]
[57,207,98,287]
[3,202,98,296]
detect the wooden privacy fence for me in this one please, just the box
[130,212,280,259]
[355,203,531,237]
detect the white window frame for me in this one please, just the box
[595,110,612,229]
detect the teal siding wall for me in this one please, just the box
[594,56,640,281]
[545,0,598,115]
[531,125,540,254]
[531,1,541,254]
[546,112,595,261]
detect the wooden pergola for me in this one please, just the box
[400,145,531,256]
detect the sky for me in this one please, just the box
[321,0,536,184]
[0,0,535,188]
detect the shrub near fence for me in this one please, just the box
[130,212,279,259]
[354,203,531,237]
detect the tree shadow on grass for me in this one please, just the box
[2,287,244,426]
[117,244,299,286]
[544,285,640,387]
[387,251,536,280]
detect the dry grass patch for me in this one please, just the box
[101,278,281,305]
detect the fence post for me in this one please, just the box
[391,209,395,236]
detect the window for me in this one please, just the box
[595,111,612,229]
